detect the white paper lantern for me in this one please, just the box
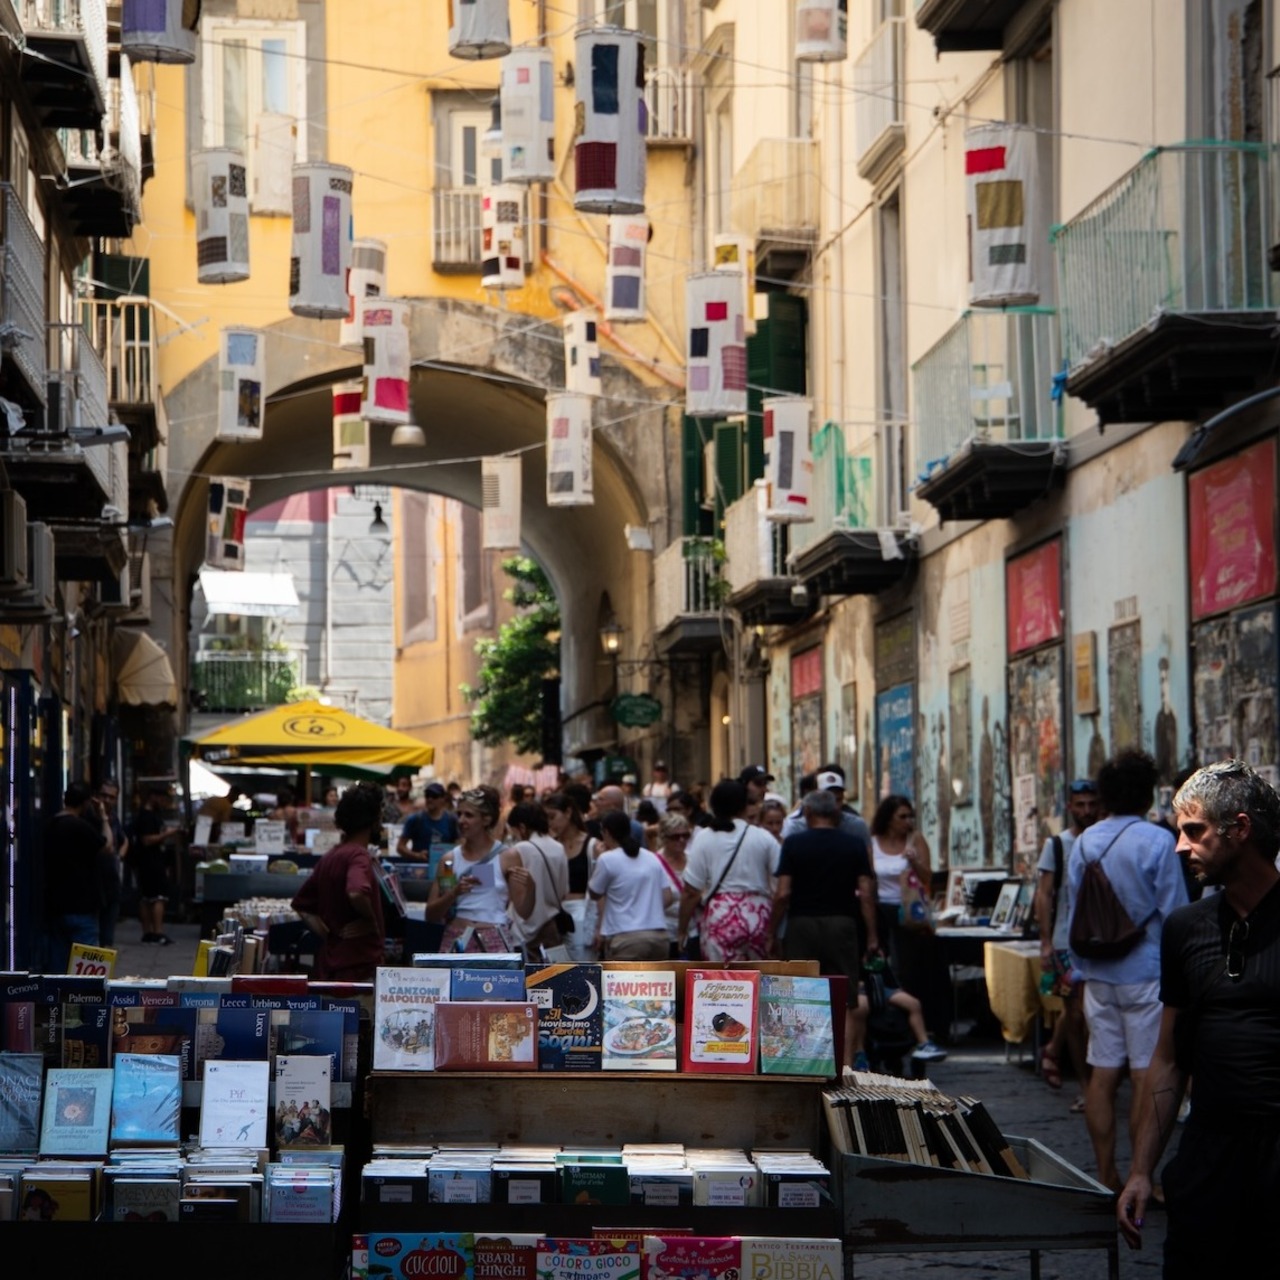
[482,455,522,550]
[605,214,648,321]
[121,0,197,63]
[360,298,411,427]
[764,397,814,523]
[564,311,602,397]
[573,26,647,214]
[215,327,265,443]
[449,0,511,59]
[341,238,388,350]
[546,393,594,508]
[796,0,848,63]
[289,162,354,319]
[332,381,369,471]
[192,148,250,284]
[501,48,555,183]
[481,184,527,290]
[206,478,251,571]
[252,112,295,216]
[685,271,748,417]
[714,234,757,338]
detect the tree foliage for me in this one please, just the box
[460,556,560,756]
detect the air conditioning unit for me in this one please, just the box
[94,559,131,615]
[0,490,29,590]
[0,521,55,620]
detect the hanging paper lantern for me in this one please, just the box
[206,478,251,570]
[573,25,647,215]
[289,161,354,319]
[500,47,556,183]
[965,123,1049,307]
[714,234,757,338]
[481,184,526,290]
[215,327,265,443]
[795,0,849,63]
[252,112,296,216]
[546,393,594,508]
[482,455,522,550]
[121,0,198,64]
[563,310,602,397]
[605,214,648,321]
[360,298,411,427]
[764,397,814,523]
[332,381,369,471]
[341,238,388,350]
[685,271,747,417]
[449,0,511,60]
[192,148,250,284]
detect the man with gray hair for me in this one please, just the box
[594,784,646,846]
[1118,759,1280,1275]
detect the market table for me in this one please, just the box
[984,938,1063,1053]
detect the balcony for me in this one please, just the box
[730,138,820,282]
[433,188,483,273]
[56,57,143,237]
[19,0,109,128]
[0,1,20,38]
[644,64,694,144]
[912,307,1065,522]
[915,0,1037,53]
[1054,142,1278,426]
[653,536,725,656]
[788,422,915,597]
[853,17,906,185]
[723,482,814,627]
[191,648,304,713]
[1,184,47,408]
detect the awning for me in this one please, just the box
[114,630,178,707]
[198,568,300,618]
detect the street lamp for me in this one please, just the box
[598,619,623,656]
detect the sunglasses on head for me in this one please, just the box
[1069,780,1097,795]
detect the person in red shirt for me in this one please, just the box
[291,781,386,981]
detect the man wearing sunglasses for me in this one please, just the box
[1118,759,1280,1275]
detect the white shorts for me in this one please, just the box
[1083,979,1162,1069]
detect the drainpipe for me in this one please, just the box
[829,62,846,428]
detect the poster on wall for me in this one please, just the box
[875,683,915,801]
[948,666,972,806]
[1007,539,1063,656]
[1008,646,1065,875]
[790,647,825,783]
[1188,438,1277,622]
[1108,620,1143,756]
[1192,616,1233,762]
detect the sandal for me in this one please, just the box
[1070,1095,1086,1113]
[1040,1050,1063,1089]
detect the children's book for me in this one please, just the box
[758,975,836,1077]
[39,1067,113,1156]
[683,970,760,1074]
[110,1053,181,1146]
[274,1055,332,1148]
[474,1232,541,1280]
[365,1233,475,1280]
[0,1052,44,1153]
[525,963,603,1071]
[199,1059,271,1149]
[433,1003,538,1071]
[600,970,677,1071]
[372,966,450,1071]
[643,1237,742,1280]
[537,1238,641,1280]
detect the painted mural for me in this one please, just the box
[875,683,915,800]
[1108,620,1142,754]
[1008,645,1066,876]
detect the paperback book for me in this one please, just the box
[601,970,677,1071]
[644,1237,742,1280]
[268,1008,344,1081]
[738,1238,842,1280]
[683,970,760,1074]
[263,1165,336,1222]
[199,1059,271,1149]
[111,1175,182,1222]
[207,1003,273,1062]
[758,975,836,1076]
[110,1053,182,1146]
[60,1001,113,1069]
[1,974,40,1053]
[537,1238,641,1280]
[0,1052,44,1154]
[113,1004,198,1080]
[372,966,451,1071]
[433,1003,538,1070]
[475,1232,540,1280]
[365,1233,475,1280]
[525,962,603,1071]
[274,1054,332,1147]
[18,1169,96,1221]
[39,1067,113,1156]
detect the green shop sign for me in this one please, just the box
[611,693,663,728]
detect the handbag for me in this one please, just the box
[898,866,935,933]
[531,838,574,934]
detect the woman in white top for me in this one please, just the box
[654,810,698,958]
[427,785,534,952]
[506,801,571,961]
[588,810,673,961]
[677,779,779,963]
[869,793,933,969]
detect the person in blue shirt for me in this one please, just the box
[1066,748,1188,1193]
[396,782,459,879]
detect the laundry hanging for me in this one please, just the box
[215,327,265,443]
[289,162,354,318]
[192,148,250,284]
[448,0,511,60]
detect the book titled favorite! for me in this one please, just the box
[601,970,676,1071]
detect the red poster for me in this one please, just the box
[1188,438,1277,621]
[790,646,823,700]
[1006,539,1063,655]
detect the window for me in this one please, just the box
[592,0,666,69]
[877,188,909,523]
[400,492,437,646]
[432,94,503,269]
[457,503,491,630]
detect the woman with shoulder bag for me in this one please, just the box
[655,811,699,959]
[589,810,673,961]
[506,802,572,961]
[543,791,600,961]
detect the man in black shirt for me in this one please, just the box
[43,780,110,972]
[1118,759,1280,1275]
[133,786,176,945]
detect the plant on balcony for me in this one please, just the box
[461,556,561,756]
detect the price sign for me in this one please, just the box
[68,943,117,977]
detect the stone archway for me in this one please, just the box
[161,297,678,753]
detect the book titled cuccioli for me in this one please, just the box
[432,1002,538,1071]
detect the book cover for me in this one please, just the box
[644,1237,742,1280]
[60,1001,113,1069]
[475,1233,540,1280]
[209,1004,272,1061]
[183,1175,261,1222]
[525,963,603,1072]
[38,975,107,1069]
[428,1161,493,1204]
[450,968,527,1002]
[600,970,677,1071]
[433,1003,537,1071]
[1,974,39,1053]
[268,1009,344,1081]
[758,975,836,1077]
[537,1238,641,1280]
[274,1055,332,1147]
[113,1005,198,1080]
[0,1052,44,1153]
[229,974,311,996]
[39,1067,113,1157]
[178,1196,240,1222]
[372,967,450,1071]
[321,996,362,1081]
[111,1176,182,1222]
[365,1233,474,1280]
[264,1168,335,1222]
[18,1172,96,1221]
[738,1239,842,1280]
[683,970,760,1074]
[110,1053,181,1146]
[559,1162,630,1206]
[199,1059,271,1149]
[414,953,524,969]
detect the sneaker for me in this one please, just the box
[852,1052,871,1072]
[155,934,174,946]
[140,933,159,944]
[911,1040,948,1063]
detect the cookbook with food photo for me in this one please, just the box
[683,969,760,1074]
[600,969,677,1071]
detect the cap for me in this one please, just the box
[738,765,775,784]
[653,760,668,771]
[815,770,845,792]
[423,782,447,798]
[622,774,638,785]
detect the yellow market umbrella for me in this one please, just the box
[187,699,434,769]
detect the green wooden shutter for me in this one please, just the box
[682,414,714,537]
[713,420,745,527]
[746,293,809,484]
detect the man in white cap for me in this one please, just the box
[782,764,871,846]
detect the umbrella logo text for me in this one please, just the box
[282,716,347,740]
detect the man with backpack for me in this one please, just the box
[1066,748,1188,1192]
